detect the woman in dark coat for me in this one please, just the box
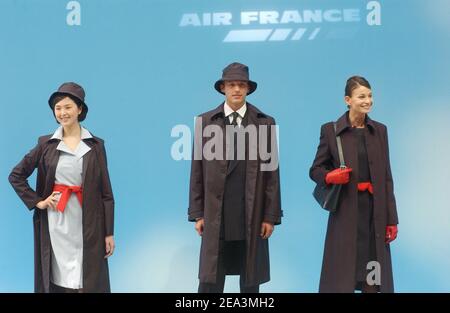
[310,76,399,293]
[8,82,115,293]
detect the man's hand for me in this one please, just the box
[195,218,205,236]
[260,222,274,239]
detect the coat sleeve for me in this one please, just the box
[98,141,115,236]
[263,118,283,225]
[309,124,334,185]
[8,138,44,210]
[383,126,399,225]
[188,116,204,222]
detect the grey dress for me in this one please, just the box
[47,126,92,289]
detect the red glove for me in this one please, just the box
[325,167,352,185]
[385,225,398,244]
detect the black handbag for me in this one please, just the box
[313,123,347,212]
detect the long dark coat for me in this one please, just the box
[188,102,283,287]
[310,111,399,293]
[8,133,114,293]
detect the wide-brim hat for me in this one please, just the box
[48,82,88,121]
[214,62,257,95]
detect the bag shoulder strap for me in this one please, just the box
[333,122,346,168]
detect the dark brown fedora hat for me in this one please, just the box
[214,62,257,95]
[48,82,88,121]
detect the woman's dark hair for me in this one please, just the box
[50,95,86,122]
[345,76,371,97]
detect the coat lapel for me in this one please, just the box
[363,117,379,190]
[44,140,60,197]
[244,104,260,228]
[81,140,95,188]
[209,103,228,171]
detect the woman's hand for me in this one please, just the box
[325,167,353,185]
[36,192,60,210]
[385,225,398,244]
[105,236,115,258]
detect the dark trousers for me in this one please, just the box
[198,240,259,293]
[49,282,83,293]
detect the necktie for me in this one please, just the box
[227,112,240,170]
[230,111,239,126]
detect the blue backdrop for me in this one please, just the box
[1,0,449,292]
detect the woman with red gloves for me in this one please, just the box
[310,76,399,293]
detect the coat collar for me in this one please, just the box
[224,102,247,118]
[46,125,98,143]
[56,139,91,158]
[50,125,93,140]
[49,126,92,158]
[335,111,376,136]
[210,102,267,121]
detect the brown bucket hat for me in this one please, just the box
[214,62,257,95]
[48,82,88,121]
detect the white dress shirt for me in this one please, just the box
[224,102,247,126]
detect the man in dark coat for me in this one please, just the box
[188,62,283,293]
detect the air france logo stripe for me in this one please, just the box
[223,29,273,42]
[223,28,321,42]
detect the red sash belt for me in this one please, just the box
[357,182,374,194]
[53,184,83,212]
